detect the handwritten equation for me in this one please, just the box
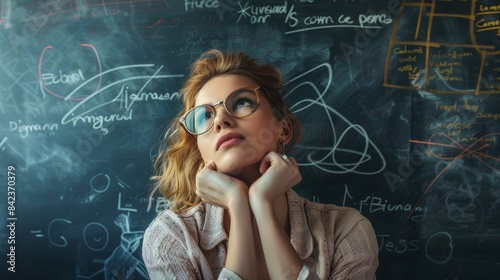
[27,173,152,279]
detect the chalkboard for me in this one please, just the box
[1,0,499,279]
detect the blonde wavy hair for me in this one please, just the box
[151,49,302,213]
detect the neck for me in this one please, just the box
[234,162,262,187]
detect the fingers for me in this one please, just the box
[281,154,299,168]
[278,153,301,186]
[255,152,302,193]
[196,162,249,209]
[259,151,297,174]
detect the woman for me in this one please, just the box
[143,49,379,279]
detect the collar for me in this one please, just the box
[198,189,314,259]
[287,189,314,259]
[199,203,228,251]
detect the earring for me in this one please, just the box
[278,142,286,155]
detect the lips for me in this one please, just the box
[216,132,245,150]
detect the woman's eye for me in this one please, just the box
[228,89,258,114]
[234,98,253,109]
[200,112,213,121]
[195,111,213,125]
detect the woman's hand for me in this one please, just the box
[198,161,258,279]
[248,152,304,279]
[195,160,249,210]
[248,151,302,204]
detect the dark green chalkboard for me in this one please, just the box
[1,0,499,279]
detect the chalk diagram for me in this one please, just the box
[284,63,386,175]
[384,1,500,218]
[384,0,500,94]
[77,213,148,279]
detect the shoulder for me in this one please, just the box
[143,203,206,245]
[290,190,365,221]
[289,190,373,239]
[142,204,222,279]
[287,190,378,269]
[309,199,366,227]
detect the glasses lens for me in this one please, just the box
[184,105,214,134]
[181,87,260,135]
[226,89,259,117]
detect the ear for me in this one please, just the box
[278,116,293,145]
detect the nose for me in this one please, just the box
[212,103,234,133]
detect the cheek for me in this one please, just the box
[250,126,278,148]
[252,114,282,145]
[196,138,212,161]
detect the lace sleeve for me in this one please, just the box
[142,216,201,279]
[331,217,379,280]
[142,211,242,280]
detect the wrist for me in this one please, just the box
[249,194,274,216]
[227,191,250,213]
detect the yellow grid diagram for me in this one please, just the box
[384,0,500,94]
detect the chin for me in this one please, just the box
[215,160,244,176]
[215,153,256,176]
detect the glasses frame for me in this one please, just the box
[179,86,262,135]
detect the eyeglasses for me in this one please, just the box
[179,86,262,135]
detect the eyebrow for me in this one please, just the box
[195,85,259,106]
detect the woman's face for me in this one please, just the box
[195,74,287,175]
